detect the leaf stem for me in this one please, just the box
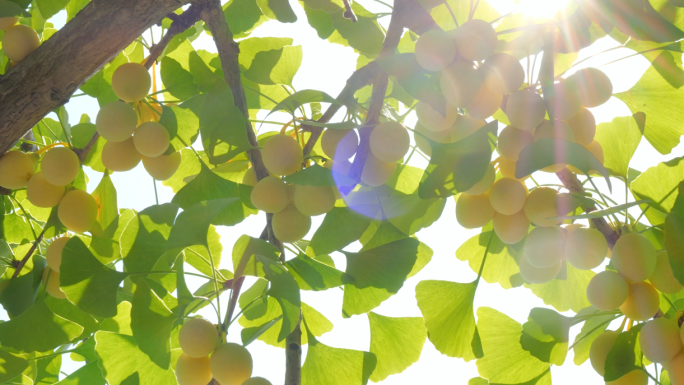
[206,246,222,323]
[634,184,678,224]
[475,231,494,288]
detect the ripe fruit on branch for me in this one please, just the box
[361,154,396,187]
[176,354,213,385]
[498,125,533,161]
[453,19,498,61]
[27,172,65,208]
[667,353,684,385]
[565,108,596,146]
[293,184,335,216]
[466,85,502,120]
[133,122,170,158]
[590,330,619,376]
[42,269,66,299]
[534,120,575,172]
[102,138,142,172]
[262,134,303,176]
[210,343,253,385]
[551,80,583,120]
[524,226,565,268]
[489,178,527,215]
[465,163,495,195]
[2,25,40,62]
[480,53,525,95]
[569,67,613,108]
[493,210,530,245]
[639,318,683,363]
[523,187,561,227]
[142,151,181,181]
[586,271,629,311]
[505,90,546,131]
[565,228,607,270]
[415,29,457,72]
[111,62,152,103]
[440,61,482,109]
[498,156,526,180]
[369,122,410,163]
[96,101,138,142]
[519,255,562,284]
[0,17,18,30]
[46,237,69,273]
[620,281,660,321]
[272,204,311,242]
[321,129,358,160]
[250,176,290,214]
[649,250,684,294]
[456,193,495,229]
[41,147,80,187]
[611,232,657,282]
[0,150,34,189]
[178,318,219,358]
[57,190,98,233]
[416,101,458,132]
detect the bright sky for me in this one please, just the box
[4,0,684,383]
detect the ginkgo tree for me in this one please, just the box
[0,0,683,384]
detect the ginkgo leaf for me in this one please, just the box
[120,203,179,274]
[0,349,29,383]
[54,361,106,385]
[631,156,684,225]
[131,279,176,369]
[604,324,645,382]
[457,231,525,290]
[367,312,426,382]
[524,263,594,313]
[285,254,351,291]
[308,207,372,256]
[301,331,376,385]
[520,308,573,366]
[594,114,644,177]
[571,307,620,365]
[166,198,238,250]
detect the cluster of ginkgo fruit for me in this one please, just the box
[176,317,271,385]
[1,16,41,64]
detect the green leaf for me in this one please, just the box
[604,324,645,382]
[329,3,384,57]
[35,0,69,19]
[468,378,489,385]
[131,280,175,369]
[55,361,106,385]
[160,57,198,100]
[553,200,650,220]
[94,332,179,385]
[167,198,239,251]
[594,114,644,177]
[239,278,269,320]
[61,237,128,318]
[520,308,572,366]
[0,255,46,318]
[284,164,355,187]
[631,156,684,225]
[257,0,297,22]
[241,315,283,347]
[301,331,376,385]
[255,256,301,341]
[308,207,372,256]
[65,0,89,22]
[285,254,350,290]
[120,204,179,274]
[301,4,336,39]
[90,172,118,238]
[159,103,201,152]
[0,0,29,17]
[99,301,133,336]
[665,212,684,286]
[184,225,222,277]
[239,300,330,347]
[429,0,499,29]
[457,231,524,290]
[525,263,594,313]
[416,280,480,360]
[0,349,29,383]
[367,312,426,382]
[34,351,61,385]
[269,89,339,116]
[223,0,268,39]
[245,45,302,85]
[2,214,33,244]
[571,307,620,365]
[45,296,99,340]
[173,254,195,322]
[232,235,280,277]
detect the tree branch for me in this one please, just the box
[144,4,205,70]
[11,227,46,279]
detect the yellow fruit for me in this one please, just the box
[96,101,138,142]
[243,378,272,385]
[667,353,684,385]
[569,67,613,108]
[481,53,525,95]
[415,102,458,132]
[467,85,502,120]
[262,134,303,176]
[179,318,219,358]
[639,318,683,363]
[361,154,396,187]
[489,178,527,215]
[242,167,257,186]
[551,80,583,120]
[524,226,565,268]
[26,172,65,208]
[565,228,607,270]
[649,250,684,294]
[505,90,546,131]
[523,187,561,227]
[57,190,98,233]
[41,147,80,187]
[272,204,311,242]
[369,122,410,163]
[465,163,495,195]
[176,354,213,385]
[440,61,483,108]
[415,29,457,71]
[250,176,290,213]
[590,331,619,376]
[102,138,142,172]
[453,19,498,61]
[456,193,495,229]
[493,210,530,245]
[136,101,163,124]
[566,108,596,146]
[498,125,533,161]
[0,17,18,30]
[620,281,660,321]
[612,233,657,282]
[46,237,69,273]
[2,25,39,62]
[42,269,66,299]
[499,156,528,180]
[210,343,253,385]
[134,122,170,158]
[519,255,562,284]
[293,184,335,216]
[586,271,629,311]
[606,370,648,385]
[0,150,34,189]
[321,129,358,160]
[142,151,181,181]
[111,62,151,102]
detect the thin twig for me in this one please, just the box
[144,3,205,70]
[11,227,47,279]
[342,0,357,22]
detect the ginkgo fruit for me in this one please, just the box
[250,176,290,213]
[566,108,596,146]
[456,193,495,229]
[498,156,527,180]
[586,271,629,311]
[96,101,138,142]
[440,61,482,108]
[519,255,562,284]
[480,52,525,95]
[453,19,498,61]
[569,67,613,108]
[176,354,213,385]
[590,331,619,376]
[465,163,495,195]
[524,226,566,268]
[102,138,142,172]
[0,150,34,189]
[551,80,583,120]
[272,204,311,242]
[142,151,181,181]
[493,210,530,245]
[619,281,660,321]
[523,187,561,227]
[262,134,303,176]
[134,122,170,157]
[27,172,65,208]
[57,190,98,233]
[639,318,683,363]
[210,343,253,385]
[489,178,527,215]
[466,85,502,120]
[2,24,40,62]
[0,17,18,30]
[415,102,459,132]
[46,237,69,273]
[415,29,457,71]
[42,269,66,299]
[361,153,396,187]
[369,122,410,163]
[565,228,607,270]
[321,129,358,160]
[667,353,684,385]
[179,318,219,358]
[41,147,80,186]
[505,90,546,131]
[293,184,335,216]
[649,250,684,294]
[611,232,657,282]
[243,377,272,385]
[111,62,152,102]
[606,370,648,385]
[498,125,533,161]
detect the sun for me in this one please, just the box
[519,0,570,18]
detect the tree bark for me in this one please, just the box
[0,0,193,154]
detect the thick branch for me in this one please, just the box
[0,0,193,155]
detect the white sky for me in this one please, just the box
[4,0,684,384]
